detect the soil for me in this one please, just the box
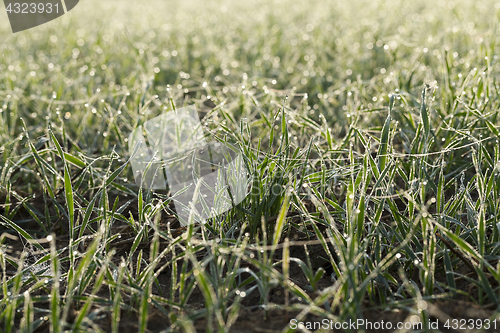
[2,210,499,332]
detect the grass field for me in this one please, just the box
[1,0,500,331]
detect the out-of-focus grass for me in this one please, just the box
[1,0,500,331]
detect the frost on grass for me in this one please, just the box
[22,243,49,281]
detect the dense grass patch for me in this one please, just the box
[1,0,500,331]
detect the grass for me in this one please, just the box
[1,0,500,331]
